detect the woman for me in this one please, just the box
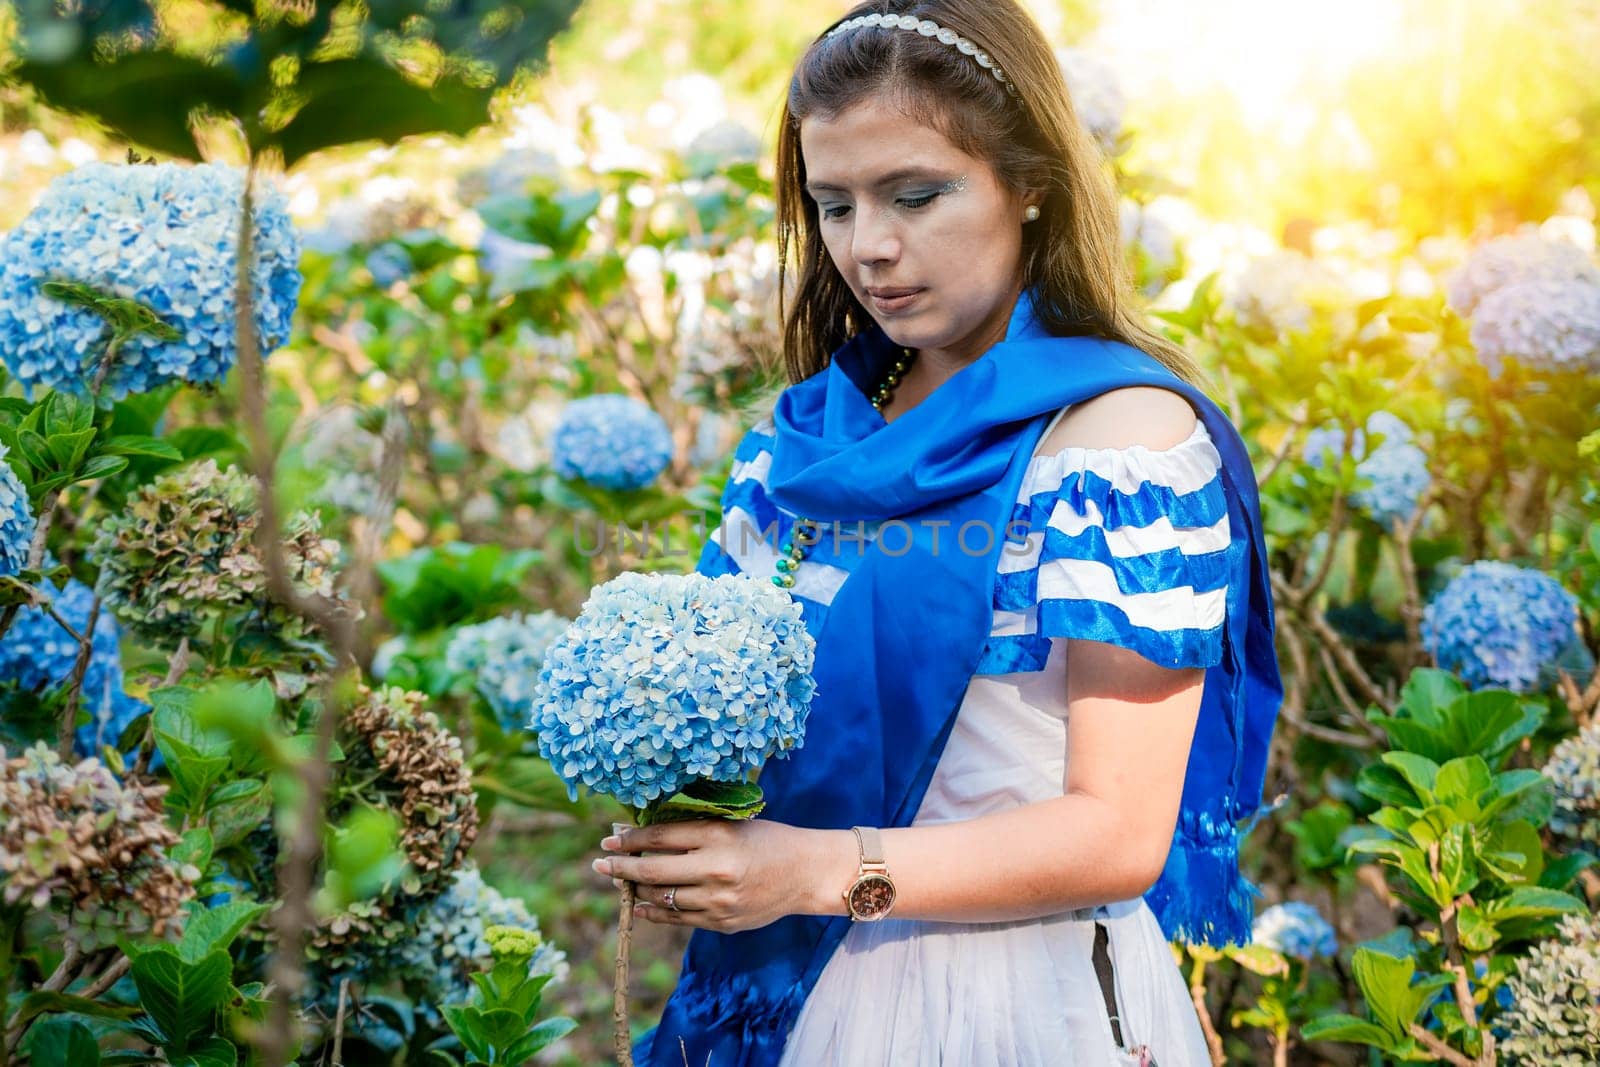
[593,2,1282,1063]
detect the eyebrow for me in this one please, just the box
[805,167,953,195]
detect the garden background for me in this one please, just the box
[1,0,1599,1064]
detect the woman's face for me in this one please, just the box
[799,101,1034,364]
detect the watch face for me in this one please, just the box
[847,873,896,920]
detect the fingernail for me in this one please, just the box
[601,835,621,850]
[612,878,623,889]
[591,858,611,875]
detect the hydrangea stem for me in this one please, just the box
[614,818,636,1067]
[615,877,637,1067]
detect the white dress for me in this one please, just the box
[709,411,1228,1067]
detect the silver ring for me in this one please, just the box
[664,886,680,912]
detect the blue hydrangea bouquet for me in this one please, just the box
[527,570,816,1064]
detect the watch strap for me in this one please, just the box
[851,825,886,868]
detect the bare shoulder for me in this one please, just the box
[1039,386,1199,455]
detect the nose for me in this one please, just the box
[850,207,900,268]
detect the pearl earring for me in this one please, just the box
[1024,205,1041,222]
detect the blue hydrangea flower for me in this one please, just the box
[1469,278,1600,376]
[445,611,572,732]
[1445,234,1600,317]
[0,444,35,578]
[550,394,674,491]
[1304,412,1431,525]
[0,577,148,756]
[1252,901,1337,960]
[0,161,302,400]
[531,572,816,810]
[394,866,565,1019]
[1422,562,1578,692]
[365,242,413,289]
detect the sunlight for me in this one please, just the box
[1092,0,1407,127]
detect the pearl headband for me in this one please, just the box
[825,12,1020,99]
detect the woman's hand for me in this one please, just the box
[593,819,852,934]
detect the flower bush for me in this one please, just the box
[0,161,300,399]
[1251,901,1338,961]
[91,459,343,646]
[1543,721,1600,854]
[1443,232,1600,316]
[0,743,194,948]
[1304,411,1432,525]
[0,577,147,757]
[0,445,34,577]
[1468,276,1600,375]
[531,572,815,810]
[446,611,572,732]
[1498,912,1600,1064]
[549,394,675,491]
[1420,561,1579,692]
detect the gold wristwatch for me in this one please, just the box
[842,826,897,921]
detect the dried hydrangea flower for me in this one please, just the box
[0,743,194,948]
[311,686,481,968]
[1544,721,1600,854]
[1499,912,1600,1064]
[91,459,345,646]
[340,685,479,897]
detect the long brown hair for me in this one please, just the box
[775,0,1202,386]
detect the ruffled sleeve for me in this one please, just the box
[980,421,1235,674]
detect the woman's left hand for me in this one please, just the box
[593,818,847,933]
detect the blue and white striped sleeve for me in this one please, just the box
[693,421,776,579]
[982,422,1234,673]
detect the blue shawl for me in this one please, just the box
[638,292,1282,1066]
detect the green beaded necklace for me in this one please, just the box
[772,346,916,589]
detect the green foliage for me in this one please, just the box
[378,542,544,634]
[10,0,584,165]
[430,926,577,1066]
[0,391,180,503]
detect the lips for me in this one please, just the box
[865,286,925,314]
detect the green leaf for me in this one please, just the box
[171,827,213,876]
[1397,668,1465,727]
[1302,1014,1396,1047]
[643,778,766,825]
[26,1017,101,1067]
[506,1016,578,1059]
[75,454,129,482]
[45,428,96,472]
[440,1005,492,1064]
[1350,948,1445,1040]
[317,806,404,912]
[474,756,587,813]
[1226,943,1290,977]
[128,945,234,1055]
[180,900,269,962]
[1438,827,1478,899]
[1456,905,1498,954]
[1380,752,1439,803]
[204,778,272,848]
[99,435,185,460]
[12,990,139,1030]
[273,59,492,167]
[1483,887,1586,922]
[1434,756,1492,810]
[166,1036,237,1067]
[16,54,241,161]
[1481,820,1544,885]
